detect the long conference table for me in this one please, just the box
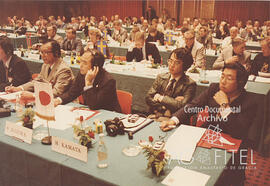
[22,55,270,156]
[0,105,232,186]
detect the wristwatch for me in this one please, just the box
[221,102,229,108]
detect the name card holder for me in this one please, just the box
[28,53,40,60]
[5,121,33,144]
[52,136,88,162]
[14,51,22,57]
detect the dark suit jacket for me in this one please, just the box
[0,55,31,91]
[126,42,161,64]
[145,73,196,114]
[250,53,270,75]
[60,68,121,113]
[146,31,165,45]
[14,26,27,35]
[173,83,257,142]
[61,37,84,55]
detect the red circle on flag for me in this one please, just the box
[39,91,51,106]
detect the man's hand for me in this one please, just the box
[20,91,34,100]
[54,98,61,107]
[159,120,176,132]
[213,90,229,106]
[175,96,184,101]
[5,86,22,93]
[225,56,239,64]
[153,93,163,102]
[85,66,99,86]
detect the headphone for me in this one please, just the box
[90,49,105,69]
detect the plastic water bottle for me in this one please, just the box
[97,133,108,168]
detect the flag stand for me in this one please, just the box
[41,120,52,145]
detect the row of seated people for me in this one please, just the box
[42,20,270,76]
[0,34,258,185]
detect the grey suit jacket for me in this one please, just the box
[61,37,83,55]
[213,46,251,73]
[22,58,74,97]
[191,40,205,68]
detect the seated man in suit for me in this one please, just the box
[146,48,196,120]
[196,26,213,49]
[84,28,110,58]
[251,37,270,75]
[14,20,27,35]
[54,50,121,112]
[61,26,83,55]
[112,20,128,43]
[146,26,165,45]
[184,30,205,68]
[46,23,63,44]
[221,26,239,50]
[126,32,161,64]
[160,63,257,185]
[0,36,31,91]
[213,38,251,73]
[6,40,74,99]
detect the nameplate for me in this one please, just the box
[28,53,40,60]
[8,33,17,37]
[52,136,88,162]
[5,121,33,144]
[14,51,22,57]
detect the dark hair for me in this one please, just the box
[66,26,76,35]
[222,63,248,90]
[45,39,61,58]
[46,23,57,33]
[0,36,13,56]
[169,48,193,71]
[90,49,105,68]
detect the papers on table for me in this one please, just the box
[162,166,210,186]
[0,91,21,100]
[164,125,206,162]
[33,105,99,130]
[255,76,270,83]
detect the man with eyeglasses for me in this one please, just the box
[183,30,205,68]
[213,37,251,73]
[145,48,195,121]
[46,23,63,45]
[6,40,74,100]
[160,63,257,186]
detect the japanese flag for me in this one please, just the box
[34,81,55,121]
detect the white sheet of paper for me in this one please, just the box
[161,166,210,186]
[0,91,21,100]
[34,105,99,130]
[255,76,270,83]
[164,125,206,161]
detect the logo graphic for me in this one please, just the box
[202,124,223,146]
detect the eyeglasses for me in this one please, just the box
[168,59,182,66]
[220,74,236,81]
[40,50,53,55]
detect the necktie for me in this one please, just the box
[48,67,51,77]
[5,66,9,82]
[165,79,176,96]
[67,41,72,51]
